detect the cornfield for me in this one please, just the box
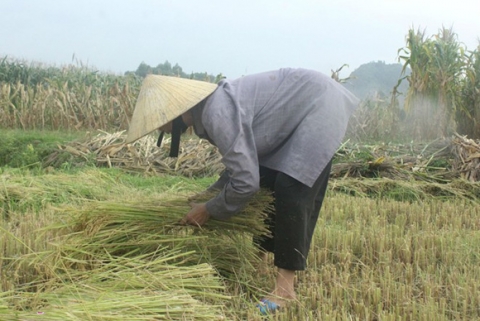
[0,57,141,131]
[2,27,480,142]
[398,27,480,140]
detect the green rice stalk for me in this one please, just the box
[10,289,225,321]
[5,189,272,316]
[5,249,230,318]
[37,190,272,277]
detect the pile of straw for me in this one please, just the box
[44,130,480,182]
[52,191,272,275]
[451,133,480,182]
[330,177,480,203]
[11,253,228,320]
[2,184,272,320]
[332,138,455,181]
[44,131,224,177]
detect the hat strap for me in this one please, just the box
[156,131,165,147]
[169,116,188,157]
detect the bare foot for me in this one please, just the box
[265,268,297,307]
[266,290,296,307]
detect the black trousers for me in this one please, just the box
[256,160,332,271]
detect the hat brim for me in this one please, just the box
[126,75,218,144]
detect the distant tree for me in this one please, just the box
[172,63,184,77]
[130,61,217,82]
[152,61,170,75]
[135,62,151,78]
[214,73,225,83]
[190,72,215,82]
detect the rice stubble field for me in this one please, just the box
[1,159,480,320]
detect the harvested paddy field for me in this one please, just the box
[1,131,480,320]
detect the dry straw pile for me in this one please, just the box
[45,131,224,177]
[0,170,273,320]
[452,133,480,182]
[2,138,480,319]
[46,131,480,181]
[44,131,480,203]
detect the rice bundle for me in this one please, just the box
[329,177,480,202]
[49,190,272,275]
[0,292,11,316]
[31,289,222,321]
[7,252,228,321]
[0,169,133,212]
[3,189,272,319]
[4,253,248,320]
[74,192,271,238]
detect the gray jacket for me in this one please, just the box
[192,68,359,220]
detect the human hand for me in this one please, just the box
[181,202,210,227]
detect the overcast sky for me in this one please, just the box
[1,0,479,79]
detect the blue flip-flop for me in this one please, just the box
[256,298,280,315]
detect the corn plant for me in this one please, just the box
[398,27,466,139]
[458,44,480,137]
[0,57,142,131]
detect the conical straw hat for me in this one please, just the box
[126,75,218,143]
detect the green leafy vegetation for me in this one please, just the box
[398,27,480,139]
[0,129,86,168]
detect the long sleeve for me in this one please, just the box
[195,68,359,219]
[206,170,229,192]
[202,86,260,220]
